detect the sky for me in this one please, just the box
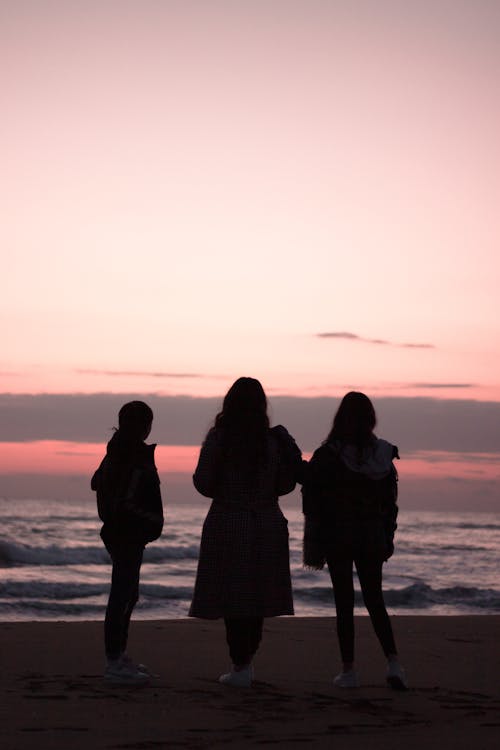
[1,1,499,509]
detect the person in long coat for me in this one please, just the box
[189,377,303,687]
[302,391,408,690]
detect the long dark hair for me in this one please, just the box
[325,391,376,449]
[214,377,270,467]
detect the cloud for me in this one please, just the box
[1,393,500,455]
[0,393,220,446]
[407,383,475,389]
[318,332,365,341]
[400,343,435,349]
[270,396,500,454]
[317,332,435,349]
[404,450,499,465]
[75,369,222,379]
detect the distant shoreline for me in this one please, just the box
[0,612,498,624]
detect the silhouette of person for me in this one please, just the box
[302,391,408,689]
[91,401,164,684]
[189,377,303,687]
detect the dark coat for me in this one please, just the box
[91,431,164,550]
[302,438,399,569]
[189,425,302,619]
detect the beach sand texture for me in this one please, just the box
[2,616,499,749]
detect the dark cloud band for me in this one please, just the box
[1,392,499,454]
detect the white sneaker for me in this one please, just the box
[386,661,408,691]
[121,653,157,678]
[219,665,253,687]
[333,669,360,688]
[104,656,150,685]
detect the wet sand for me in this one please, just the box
[2,616,499,749]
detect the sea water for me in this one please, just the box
[0,496,499,621]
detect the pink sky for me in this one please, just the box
[1,2,499,502]
[2,441,499,485]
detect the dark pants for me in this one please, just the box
[104,544,144,660]
[224,617,264,666]
[327,556,396,663]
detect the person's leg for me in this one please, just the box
[327,557,355,670]
[224,617,243,666]
[224,617,262,667]
[355,557,396,658]
[104,545,144,661]
[220,617,263,686]
[355,556,408,689]
[119,553,142,656]
[247,617,264,660]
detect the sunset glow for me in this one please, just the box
[0,442,199,476]
[2,1,499,506]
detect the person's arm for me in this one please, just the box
[301,446,334,570]
[121,468,163,527]
[91,455,131,523]
[91,457,109,522]
[271,425,304,495]
[193,429,221,497]
[381,460,399,559]
[301,446,334,516]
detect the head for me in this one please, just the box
[215,377,269,436]
[326,391,376,446]
[118,400,153,441]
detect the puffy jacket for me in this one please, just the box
[302,437,399,568]
[91,431,164,548]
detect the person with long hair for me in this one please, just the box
[302,391,407,690]
[189,377,302,687]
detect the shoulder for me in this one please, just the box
[269,424,290,440]
[138,442,157,465]
[201,427,222,451]
[374,438,400,461]
[270,424,295,445]
[304,443,338,483]
[310,442,338,464]
[269,425,302,457]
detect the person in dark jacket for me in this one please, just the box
[302,391,407,690]
[91,401,164,683]
[189,377,303,687]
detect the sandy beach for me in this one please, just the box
[2,616,499,749]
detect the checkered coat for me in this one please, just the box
[189,426,301,619]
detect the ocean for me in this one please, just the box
[0,496,499,621]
